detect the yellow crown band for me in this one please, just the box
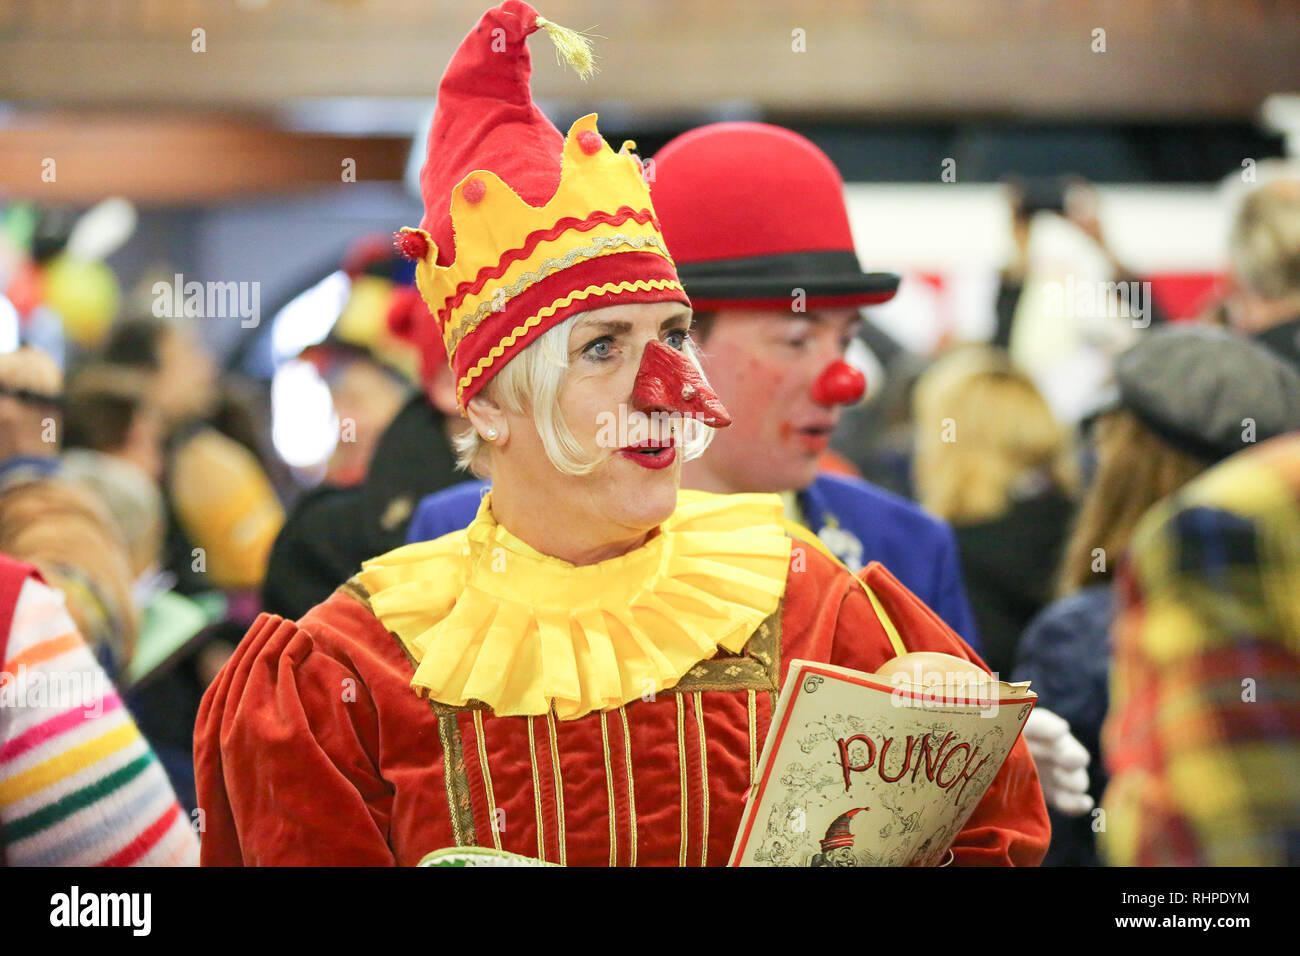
[411,114,658,330]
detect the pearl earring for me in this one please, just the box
[485,428,499,441]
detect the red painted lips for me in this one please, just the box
[618,437,677,469]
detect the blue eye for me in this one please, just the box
[665,329,688,351]
[583,336,614,360]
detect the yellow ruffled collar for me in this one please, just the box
[358,489,792,720]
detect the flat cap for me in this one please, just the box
[1115,325,1300,463]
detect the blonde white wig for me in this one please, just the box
[453,313,716,478]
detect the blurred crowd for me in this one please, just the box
[2,161,1299,866]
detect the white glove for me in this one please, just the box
[1023,707,1093,817]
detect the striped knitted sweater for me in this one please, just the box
[0,575,199,866]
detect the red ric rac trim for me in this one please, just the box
[438,207,660,320]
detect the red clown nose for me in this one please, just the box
[811,360,866,406]
[631,340,732,427]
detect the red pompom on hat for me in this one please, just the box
[393,229,429,263]
[400,1,689,408]
[650,123,900,311]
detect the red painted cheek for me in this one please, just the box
[745,356,788,382]
[728,359,790,411]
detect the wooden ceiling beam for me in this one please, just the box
[0,113,410,204]
[0,0,1295,120]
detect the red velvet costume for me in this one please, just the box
[195,541,1048,866]
[194,4,1048,866]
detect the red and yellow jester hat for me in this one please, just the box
[395,1,689,407]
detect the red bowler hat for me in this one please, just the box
[650,123,899,311]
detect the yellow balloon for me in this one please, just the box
[43,254,120,347]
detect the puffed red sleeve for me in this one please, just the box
[848,562,1051,867]
[194,609,396,866]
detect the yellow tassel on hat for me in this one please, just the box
[534,14,598,80]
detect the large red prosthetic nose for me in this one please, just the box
[811,360,866,406]
[631,340,732,428]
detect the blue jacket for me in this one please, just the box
[405,471,979,649]
[1012,583,1114,867]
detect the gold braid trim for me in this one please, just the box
[456,278,685,401]
[445,232,673,355]
[619,706,638,866]
[669,605,783,693]
[747,689,758,786]
[336,576,374,615]
[676,693,688,867]
[694,692,710,867]
[471,710,502,851]
[527,716,546,861]
[434,708,477,848]
[599,711,618,866]
[545,709,568,867]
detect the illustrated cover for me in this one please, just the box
[729,658,1036,867]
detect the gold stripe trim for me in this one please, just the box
[599,711,618,867]
[747,689,758,785]
[676,693,688,867]
[471,710,502,851]
[545,709,568,867]
[435,710,477,848]
[862,580,909,657]
[619,706,637,866]
[456,278,686,401]
[693,692,709,867]
[445,232,674,354]
[527,716,546,862]
[336,576,373,613]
